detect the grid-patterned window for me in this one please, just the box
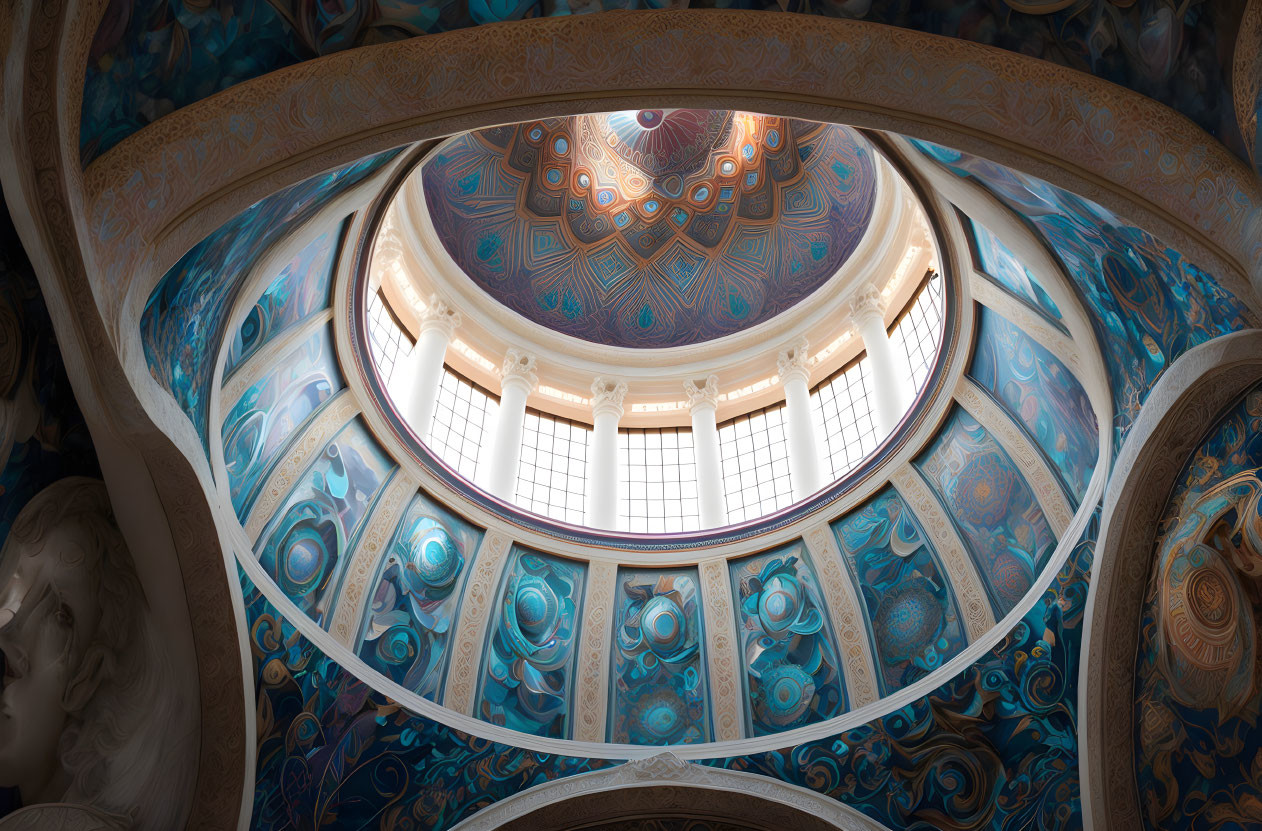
[367,290,412,385]
[515,410,590,525]
[889,272,944,393]
[426,368,499,480]
[718,405,794,524]
[618,428,700,534]
[812,356,881,481]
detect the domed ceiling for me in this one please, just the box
[421,110,878,348]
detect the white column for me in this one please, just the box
[684,374,727,528]
[480,349,538,500]
[777,337,823,500]
[848,283,909,437]
[586,376,627,530]
[394,294,461,442]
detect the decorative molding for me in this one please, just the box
[1081,331,1262,831]
[697,558,744,741]
[219,308,334,412]
[845,283,887,327]
[418,293,462,337]
[447,752,893,831]
[968,272,1081,374]
[1234,0,1262,171]
[590,376,628,419]
[803,523,880,708]
[684,374,720,413]
[243,390,360,542]
[499,348,539,393]
[442,530,513,714]
[775,337,811,386]
[889,466,995,642]
[954,376,1076,537]
[572,560,617,742]
[327,471,419,646]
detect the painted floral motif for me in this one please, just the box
[915,139,1253,450]
[356,491,483,702]
[970,308,1099,504]
[141,150,397,449]
[710,508,1098,831]
[833,487,967,696]
[730,543,845,735]
[243,571,614,831]
[476,547,586,738]
[221,324,343,519]
[256,418,395,624]
[84,3,1248,166]
[609,567,710,745]
[916,406,1057,617]
[968,218,1063,326]
[1135,385,1262,829]
[223,223,344,378]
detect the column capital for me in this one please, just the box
[419,293,462,337]
[776,337,811,386]
[590,376,628,419]
[683,374,720,414]
[846,282,888,328]
[499,348,538,394]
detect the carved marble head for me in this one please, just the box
[0,477,184,828]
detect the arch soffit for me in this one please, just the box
[1080,329,1262,831]
[66,10,1262,342]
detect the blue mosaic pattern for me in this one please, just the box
[832,487,966,696]
[221,324,343,520]
[85,3,1247,167]
[916,406,1058,618]
[355,490,483,702]
[476,546,586,739]
[709,507,1098,831]
[223,223,344,378]
[970,307,1099,504]
[969,217,1062,325]
[422,114,876,348]
[140,150,397,449]
[729,541,845,736]
[256,417,395,625]
[242,570,616,831]
[608,567,710,745]
[915,139,1253,449]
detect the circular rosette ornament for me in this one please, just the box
[872,577,946,663]
[503,574,572,670]
[396,520,463,597]
[756,663,816,728]
[630,688,696,745]
[272,499,343,602]
[744,557,822,640]
[637,593,698,664]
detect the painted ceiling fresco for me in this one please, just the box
[913,138,1255,451]
[82,2,1250,167]
[1134,383,1262,829]
[240,513,1097,831]
[422,112,876,348]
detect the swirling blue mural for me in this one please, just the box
[968,217,1063,327]
[223,223,344,378]
[476,547,586,739]
[833,487,967,696]
[609,567,710,745]
[221,325,344,519]
[141,150,397,449]
[915,139,1253,448]
[916,406,1057,618]
[1134,384,1262,829]
[356,490,483,702]
[422,112,876,348]
[708,508,1098,831]
[243,571,617,830]
[84,3,1249,166]
[970,307,1098,505]
[256,417,395,624]
[730,542,845,735]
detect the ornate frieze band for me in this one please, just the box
[572,561,617,743]
[443,530,513,714]
[803,523,880,708]
[697,558,743,741]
